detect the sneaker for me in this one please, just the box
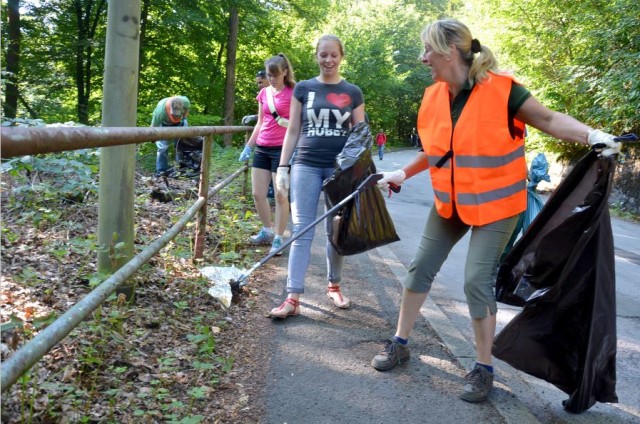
[250,228,274,245]
[269,237,284,256]
[371,338,410,371]
[459,364,494,403]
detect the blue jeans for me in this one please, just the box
[155,120,187,175]
[286,164,344,293]
[378,144,385,159]
[156,139,175,175]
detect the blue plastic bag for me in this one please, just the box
[501,153,550,259]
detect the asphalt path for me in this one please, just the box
[377,148,640,423]
[261,148,639,423]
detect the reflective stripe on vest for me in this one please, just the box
[457,178,526,206]
[418,73,527,226]
[434,189,451,204]
[455,145,525,168]
[427,155,451,168]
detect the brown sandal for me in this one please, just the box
[327,285,351,309]
[269,297,300,318]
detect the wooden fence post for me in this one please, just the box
[194,134,213,260]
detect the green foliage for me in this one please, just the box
[3,0,441,140]
[2,150,99,231]
[460,0,639,160]
[2,119,101,215]
[2,1,638,206]
[311,0,444,144]
[4,0,637,142]
[2,0,108,123]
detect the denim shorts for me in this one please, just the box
[252,146,283,172]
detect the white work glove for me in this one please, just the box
[377,170,406,192]
[238,145,253,162]
[275,166,290,192]
[588,129,621,157]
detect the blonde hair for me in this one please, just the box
[315,34,345,57]
[265,53,296,88]
[421,18,499,85]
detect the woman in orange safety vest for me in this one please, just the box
[369,18,621,404]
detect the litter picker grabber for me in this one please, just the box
[203,173,385,306]
[233,172,385,289]
[591,133,638,149]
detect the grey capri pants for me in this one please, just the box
[404,207,519,319]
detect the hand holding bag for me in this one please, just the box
[323,122,399,255]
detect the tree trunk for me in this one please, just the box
[138,0,150,78]
[73,0,107,124]
[4,0,21,119]
[204,43,224,115]
[222,4,239,146]
[74,1,88,123]
[97,0,141,300]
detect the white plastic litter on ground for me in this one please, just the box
[201,265,245,308]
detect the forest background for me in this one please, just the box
[1,0,639,212]
[0,1,639,421]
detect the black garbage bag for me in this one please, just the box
[323,121,400,256]
[176,136,204,171]
[493,150,618,413]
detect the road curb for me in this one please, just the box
[374,244,541,424]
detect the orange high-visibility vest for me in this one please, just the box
[417,72,527,226]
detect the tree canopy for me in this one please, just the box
[2,0,638,149]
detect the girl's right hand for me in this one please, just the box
[238,145,253,162]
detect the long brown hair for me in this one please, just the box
[265,53,296,88]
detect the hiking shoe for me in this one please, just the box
[459,364,494,403]
[269,237,284,256]
[155,167,176,178]
[371,339,410,371]
[250,229,274,245]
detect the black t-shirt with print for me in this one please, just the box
[293,78,365,168]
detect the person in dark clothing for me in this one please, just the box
[272,35,366,319]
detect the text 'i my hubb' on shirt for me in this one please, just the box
[293,78,364,168]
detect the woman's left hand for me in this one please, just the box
[276,166,290,191]
[239,145,253,162]
[588,130,621,157]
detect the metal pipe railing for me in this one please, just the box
[0,163,249,391]
[0,125,251,391]
[0,125,253,158]
[0,197,204,390]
